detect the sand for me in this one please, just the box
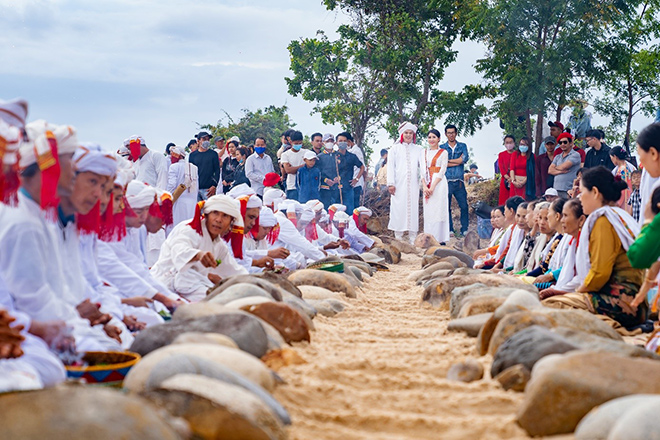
[273,253,538,440]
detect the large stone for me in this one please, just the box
[432,248,474,267]
[422,274,535,309]
[144,374,287,440]
[576,394,660,440]
[288,269,356,298]
[281,290,317,322]
[483,308,623,356]
[372,246,395,264]
[609,400,660,440]
[240,301,311,344]
[447,313,492,337]
[125,343,276,393]
[450,284,538,319]
[205,274,301,303]
[458,296,506,318]
[172,332,239,349]
[446,359,484,383]
[495,364,530,392]
[130,313,269,358]
[306,298,346,317]
[555,327,659,360]
[491,325,578,378]
[0,387,182,440]
[414,233,440,249]
[388,238,418,254]
[143,354,291,426]
[207,283,272,305]
[462,230,481,255]
[517,351,660,437]
[224,296,274,309]
[298,285,343,301]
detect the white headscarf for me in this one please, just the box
[125,180,157,209]
[354,206,372,217]
[398,121,418,135]
[0,98,28,129]
[258,206,278,227]
[305,200,324,212]
[263,188,285,207]
[73,144,117,177]
[203,194,244,228]
[333,211,350,224]
[0,119,21,166]
[169,145,186,156]
[227,183,255,199]
[19,120,78,168]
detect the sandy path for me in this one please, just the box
[273,253,532,440]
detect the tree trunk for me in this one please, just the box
[625,79,634,152]
[525,108,533,141]
[535,110,545,155]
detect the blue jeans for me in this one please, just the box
[286,189,299,201]
[447,180,469,234]
[353,186,363,207]
[198,188,209,201]
[320,188,338,209]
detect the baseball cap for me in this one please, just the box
[196,131,211,139]
[303,151,318,160]
[543,136,557,145]
[322,133,334,142]
[548,121,565,131]
[544,188,559,197]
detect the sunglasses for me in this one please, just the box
[559,140,570,145]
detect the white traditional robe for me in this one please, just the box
[0,194,120,352]
[420,148,450,243]
[150,220,248,302]
[244,236,305,270]
[274,211,325,263]
[502,226,525,269]
[525,233,549,273]
[387,141,422,232]
[347,220,375,254]
[135,149,168,190]
[167,161,199,227]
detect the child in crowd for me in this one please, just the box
[627,169,642,222]
[296,151,321,203]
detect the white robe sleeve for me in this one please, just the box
[155,153,169,190]
[347,221,375,252]
[386,145,396,187]
[276,216,325,261]
[97,241,159,298]
[167,163,182,193]
[433,151,448,184]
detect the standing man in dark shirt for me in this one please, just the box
[188,132,220,201]
[335,135,364,212]
[310,132,323,156]
[221,140,240,193]
[584,129,614,170]
[535,136,556,196]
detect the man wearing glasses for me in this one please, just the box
[548,133,581,199]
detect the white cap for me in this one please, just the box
[303,150,318,161]
[544,188,559,197]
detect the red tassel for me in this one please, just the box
[160,196,173,226]
[337,225,345,238]
[99,197,127,242]
[148,201,162,219]
[304,221,318,242]
[266,223,280,245]
[188,201,205,235]
[39,132,60,212]
[353,212,367,233]
[124,196,137,218]
[224,230,244,260]
[129,139,141,162]
[2,165,19,205]
[76,201,101,235]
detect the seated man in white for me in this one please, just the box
[244,206,296,271]
[150,195,248,302]
[349,206,376,253]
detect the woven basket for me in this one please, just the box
[66,351,140,387]
[307,261,344,273]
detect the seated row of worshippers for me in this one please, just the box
[472,121,660,356]
[0,99,377,393]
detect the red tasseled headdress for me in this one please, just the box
[188,201,206,235]
[224,196,248,260]
[305,221,318,242]
[353,211,367,233]
[399,133,417,144]
[266,223,280,245]
[148,200,162,220]
[286,210,297,227]
[76,201,101,235]
[129,139,141,162]
[337,224,345,238]
[99,196,126,242]
[160,193,173,227]
[124,196,137,218]
[37,130,60,214]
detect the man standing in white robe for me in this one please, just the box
[387,122,422,244]
[167,145,199,227]
[150,195,248,302]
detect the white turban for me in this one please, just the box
[299,209,315,225]
[203,195,244,228]
[125,180,157,209]
[263,188,285,207]
[0,119,21,166]
[229,136,241,143]
[123,135,146,147]
[0,98,28,129]
[246,194,262,209]
[19,120,79,168]
[398,121,418,135]
[305,200,324,212]
[73,144,118,177]
[227,183,255,199]
[354,206,373,217]
[114,156,135,187]
[328,203,346,213]
[319,213,330,224]
[169,145,186,156]
[333,211,350,224]
[258,206,278,227]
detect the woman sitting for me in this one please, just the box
[473,206,507,264]
[478,196,524,269]
[519,202,553,274]
[527,198,566,279]
[512,200,540,273]
[492,202,528,272]
[544,166,643,330]
[538,199,586,299]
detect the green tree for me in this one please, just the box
[593,1,660,151]
[464,0,633,153]
[200,105,295,168]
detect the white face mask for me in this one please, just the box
[324,142,334,150]
[505,142,515,151]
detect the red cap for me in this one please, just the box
[556,132,573,143]
[263,172,280,187]
[549,120,565,131]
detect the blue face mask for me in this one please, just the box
[337,142,348,150]
[519,145,529,153]
[292,144,302,151]
[255,147,266,155]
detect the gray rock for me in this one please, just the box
[576,394,660,440]
[422,274,536,309]
[457,296,506,318]
[144,354,291,425]
[450,284,537,319]
[281,290,317,322]
[517,351,660,437]
[608,399,660,440]
[306,298,346,317]
[446,359,484,383]
[447,313,493,337]
[495,364,530,392]
[129,313,269,358]
[432,248,474,267]
[556,327,660,360]
[207,283,272,305]
[491,325,578,378]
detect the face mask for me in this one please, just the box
[292,144,302,151]
[324,142,334,150]
[201,141,211,150]
[281,143,288,149]
[255,147,266,155]
[170,155,181,164]
[337,142,348,150]
[505,143,515,151]
[519,145,529,153]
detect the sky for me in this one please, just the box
[1,0,655,177]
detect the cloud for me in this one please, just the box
[191,61,288,69]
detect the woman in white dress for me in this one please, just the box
[167,145,199,227]
[420,129,450,244]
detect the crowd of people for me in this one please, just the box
[0,98,379,392]
[475,122,660,349]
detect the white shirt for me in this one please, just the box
[245,152,275,195]
[348,145,365,188]
[135,149,169,190]
[280,148,307,190]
